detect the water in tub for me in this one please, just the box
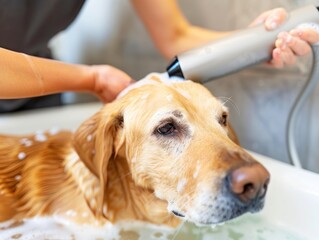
[0,213,306,240]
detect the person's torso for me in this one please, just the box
[0,0,85,113]
[0,0,85,56]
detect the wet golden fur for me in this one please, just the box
[0,74,259,227]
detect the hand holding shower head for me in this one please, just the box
[166,5,319,83]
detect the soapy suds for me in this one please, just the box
[20,138,32,147]
[17,152,26,160]
[86,134,92,142]
[35,133,47,142]
[0,217,173,240]
[14,175,22,181]
[49,127,60,135]
[117,72,185,99]
[0,214,307,240]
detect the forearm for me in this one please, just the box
[131,0,229,59]
[165,26,229,58]
[0,47,95,99]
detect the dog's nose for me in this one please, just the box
[226,162,270,203]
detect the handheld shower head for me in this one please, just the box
[166,5,319,83]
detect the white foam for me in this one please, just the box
[15,175,22,181]
[86,134,92,142]
[20,138,32,147]
[18,152,26,160]
[49,127,60,135]
[65,210,77,217]
[117,72,186,99]
[0,216,174,240]
[35,133,47,142]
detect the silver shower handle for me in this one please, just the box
[167,5,319,83]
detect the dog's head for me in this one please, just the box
[73,73,269,226]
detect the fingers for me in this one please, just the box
[249,10,272,27]
[269,48,283,68]
[270,47,296,68]
[264,8,287,30]
[290,28,319,45]
[276,31,312,56]
[250,8,319,68]
[249,8,287,30]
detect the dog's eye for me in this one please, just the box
[157,122,176,136]
[219,112,228,126]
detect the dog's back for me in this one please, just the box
[0,131,74,221]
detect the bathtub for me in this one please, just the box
[0,103,318,240]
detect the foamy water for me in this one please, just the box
[0,214,307,240]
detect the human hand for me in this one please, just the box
[90,65,134,103]
[250,8,319,68]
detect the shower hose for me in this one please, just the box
[287,43,319,168]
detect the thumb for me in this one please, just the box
[249,8,287,31]
[264,8,287,30]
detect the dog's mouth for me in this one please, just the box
[172,210,185,218]
[170,193,266,226]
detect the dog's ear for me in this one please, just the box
[73,102,124,218]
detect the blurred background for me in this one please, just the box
[4,0,319,173]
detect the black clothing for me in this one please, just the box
[0,0,85,113]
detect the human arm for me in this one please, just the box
[0,47,132,102]
[130,0,229,59]
[131,0,319,68]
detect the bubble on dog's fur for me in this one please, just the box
[15,175,22,181]
[18,152,26,160]
[86,135,93,142]
[65,210,77,217]
[177,178,188,193]
[49,127,60,135]
[35,133,47,142]
[20,138,32,147]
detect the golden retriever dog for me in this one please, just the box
[0,73,269,227]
